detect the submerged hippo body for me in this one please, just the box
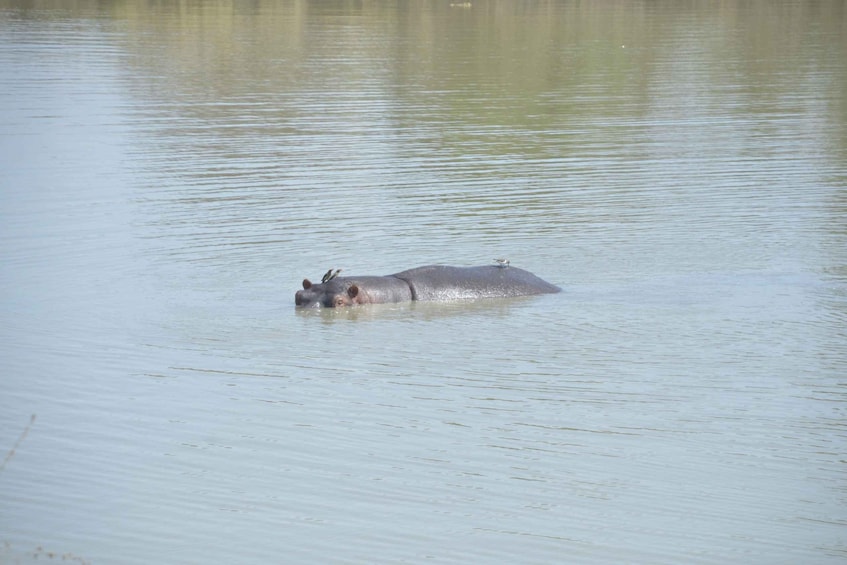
[295,265,560,308]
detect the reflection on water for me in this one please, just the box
[1,1,846,564]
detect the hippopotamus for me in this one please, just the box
[295,264,560,308]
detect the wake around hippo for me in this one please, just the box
[295,264,560,308]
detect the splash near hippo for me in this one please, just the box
[295,262,560,308]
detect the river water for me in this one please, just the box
[1,1,845,563]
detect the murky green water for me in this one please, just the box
[1,1,845,563]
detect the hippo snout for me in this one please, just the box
[295,290,317,307]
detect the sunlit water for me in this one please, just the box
[1,1,845,563]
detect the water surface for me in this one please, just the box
[1,1,845,563]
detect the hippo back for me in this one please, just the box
[391,265,560,302]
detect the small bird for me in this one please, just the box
[329,268,342,280]
[493,258,510,268]
[321,269,334,283]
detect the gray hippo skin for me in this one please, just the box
[295,265,560,308]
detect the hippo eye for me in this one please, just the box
[334,297,345,307]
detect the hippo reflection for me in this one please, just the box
[295,264,560,308]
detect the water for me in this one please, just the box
[1,1,845,563]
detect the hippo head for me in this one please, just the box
[295,278,362,308]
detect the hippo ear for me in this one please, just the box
[302,279,312,290]
[347,285,359,298]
